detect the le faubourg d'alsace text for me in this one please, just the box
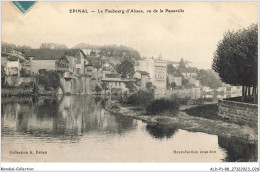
[69,8,184,14]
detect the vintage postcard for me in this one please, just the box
[1,1,259,171]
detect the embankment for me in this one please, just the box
[105,103,257,143]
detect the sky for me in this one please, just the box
[2,1,258,69]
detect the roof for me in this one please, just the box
[135,70,149,75]
[23,49,81,60]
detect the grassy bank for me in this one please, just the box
[106,100,257,142]
[183,104,220,120]
[1,87,56,97]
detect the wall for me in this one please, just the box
[20,77,33,84]
[168,75,182,86]
[31,60,56,74]
[218,98,258,128]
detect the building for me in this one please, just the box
[134,71,150,89]
[55,50,88,94]
[168,74,182,87]
[55,50,135,95]
[185,77,200,87]
[101,61,135,94]
[135,56,167,95]
[23,49,77,74]
[2,50,26,86]
[179,67,198,77]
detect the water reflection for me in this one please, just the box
[218,136,258,162]
[146,124,178,139]
[1,96,257,162]
[1,95,137,140]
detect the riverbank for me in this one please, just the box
[105,102,258,142]
[1,87,56,97]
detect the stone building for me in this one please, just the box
[23,49,72,74]
[135,56,167,95]
[134,71,150,89]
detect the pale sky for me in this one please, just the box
[2,1,258,69]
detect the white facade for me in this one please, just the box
[135,58,167,94]
[6,60,21,76]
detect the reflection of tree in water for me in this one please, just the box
[113,114,137,133]
[218,136,258,162]
[2,95,137,141]
[146,124,178,139]
[35,97,59,118]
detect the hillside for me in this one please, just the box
[73,43,141,63]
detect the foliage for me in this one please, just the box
[212,24,257,101]
[197,69,222,89]
[170,94,191,105]
[19,81,34,89]
[179,58,186,68]
[72,43,141,62]
[170,82,177,90]
[125,82,136,92]
[146,82,156,91]
[167,64,177,75]
[1,65,6,85]
[20,68,31,77]
[95,85,102,95]
[127,90,154,106]
[116,60,135,78]
[37,70,60,90]
[182,78,189,86]
[146,125,178,139]
[146,98,179,116]
[101,82,109,92]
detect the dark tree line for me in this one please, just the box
[212,24,257,103]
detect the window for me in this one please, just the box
[76,68,80,74]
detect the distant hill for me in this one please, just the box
[40,43,68,49]
[2,42,32,53]
[72,43,141,63]
[2,42,141,66]
[72,43,100,50]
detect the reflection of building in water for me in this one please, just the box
[1,96,137,140]
[57,96,137,134]
[218,136,258,162]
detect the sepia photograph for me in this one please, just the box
[1,1,259,171]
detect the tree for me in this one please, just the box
[116,60,134,78]
[212,24,257,102]
[95,85,102,95]
[1,66,6,85]
[20,68,31,77]
[125,82,136,92]
[167,64,176,75]
[37,70,60,90]
[146,82,156,91]
[101,82,109,93]
[182,78,189,87]
[166,77,170,89]
[179,58,186,68]
[170,82,177,90]
[197,69,222,89]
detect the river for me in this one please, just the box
[1,96,257,162]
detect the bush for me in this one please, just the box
[37,70,60,90]
[146,98,179,116]
[170,94,191,105]
[126,90,154,106]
